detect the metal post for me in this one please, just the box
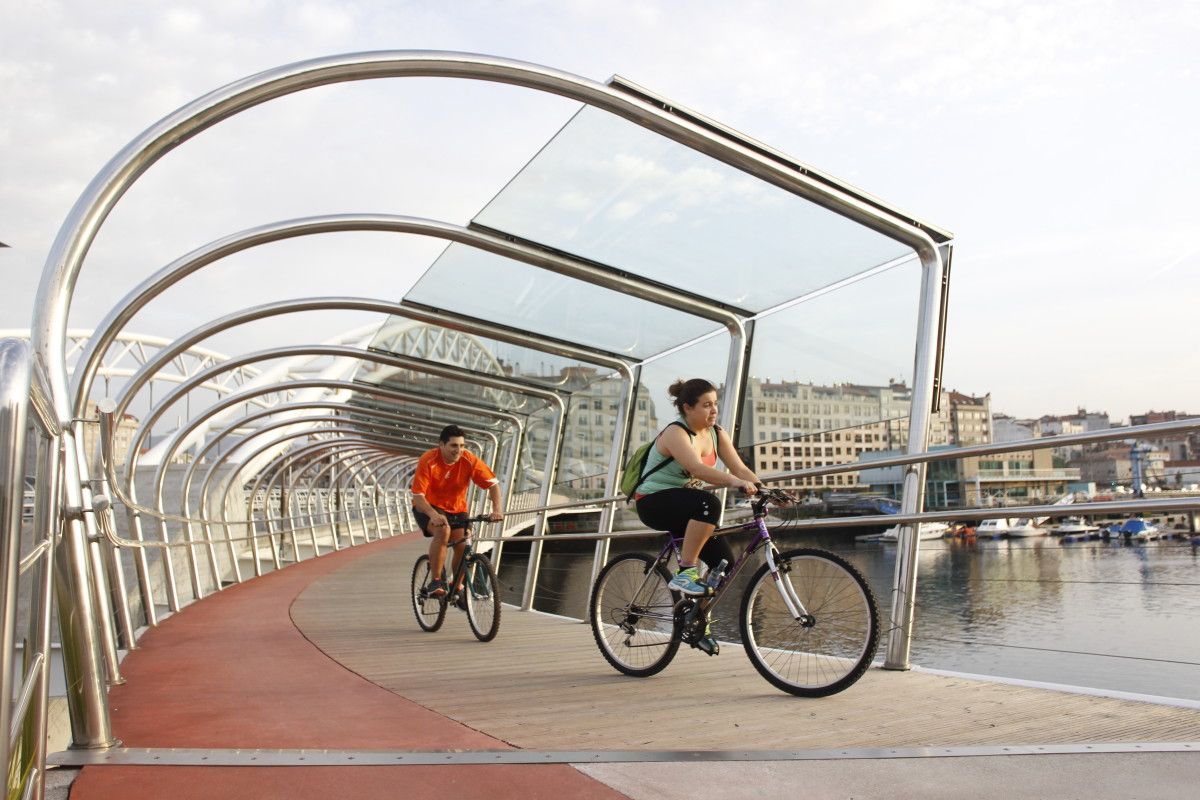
[590,366,636,587]
[521,397,568,611]
[884,246,946,670]
[53,428,117,747]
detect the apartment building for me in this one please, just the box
[525,367,659,491]
[1128,410,1199,462]
[741,379,990,492]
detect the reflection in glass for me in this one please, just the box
[404,243,721,359]
[475,105,914,313]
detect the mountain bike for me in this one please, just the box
[589,488,879,696]
[411,514,502,642]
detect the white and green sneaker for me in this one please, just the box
[668,566,708,596]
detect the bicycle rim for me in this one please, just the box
[411,555,447,633]
[739,548,878,696]
[464,556,502,642]
[589,553,680,677]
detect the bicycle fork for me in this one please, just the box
[763,545,815,626]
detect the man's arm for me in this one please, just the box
[486,482,504,522]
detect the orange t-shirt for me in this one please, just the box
[410,448,497,514]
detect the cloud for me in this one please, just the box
[1,0,1198,423]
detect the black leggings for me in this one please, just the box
[635,488,734,569]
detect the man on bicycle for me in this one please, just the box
[411,424,504,598]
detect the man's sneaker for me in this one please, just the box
[425,579,447,598]
[668,566,709,596]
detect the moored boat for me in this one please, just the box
[1006,517,1046,538]
[880,521,951,542]
[1051,516,1098,535]
[1117,518,1160,542]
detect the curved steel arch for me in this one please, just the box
[26,52,954,754]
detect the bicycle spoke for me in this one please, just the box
[740,549,878,697]
[589,553,681,677]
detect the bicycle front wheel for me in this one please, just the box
[411,555,447,633]
[464,555,502,642]
[739,548,878,697]
[589,553,680,677]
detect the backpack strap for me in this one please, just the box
[631,421,693,497]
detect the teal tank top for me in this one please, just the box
[637,418,719,496]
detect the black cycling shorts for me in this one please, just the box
[635,487,733,568]
[412,507,470,538]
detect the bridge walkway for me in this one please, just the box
[59,530,1200,799]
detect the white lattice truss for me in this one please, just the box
[0,329,300,412]
[362,320,516,408]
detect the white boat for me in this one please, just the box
[1006,517,1046,538]
[1117,518,1160,542]
[880,522,950,541]
[1051,516,1097,535]
[975,517,1012,536]
[976,517,1046,538]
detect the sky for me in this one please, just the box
[1,0,1197,423]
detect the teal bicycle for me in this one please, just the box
[411,514,502,642]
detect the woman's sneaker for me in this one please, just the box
[696,621,720,656]
[668,566,708,596]
[424,579,447,598]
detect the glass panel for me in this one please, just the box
[368,316,620,392]
[551,371,640,499]
[403,243,721,359]
[740,259,924,451]
[638,332,732,429]
[475,105,914,313]
[354,356,545,415]
[345,392,518,434]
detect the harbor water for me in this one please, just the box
[495,528,1200,702]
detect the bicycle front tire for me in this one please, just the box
[411,554,447,633]
[464,555,502,642]
[589,553,681,677]
[739,548,878,697]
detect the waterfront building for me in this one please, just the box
[1034,408,1111,460]
[992,414,1037,443]
[523,367,659,493]
[1129,409,1200,462]
[1163,460,1200,489]
[741,378,990,492]
[1072,445,1168,490]
[859,445,1079,509]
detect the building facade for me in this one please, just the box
[740,379,991,493]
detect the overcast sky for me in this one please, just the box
[2,0,1197,423]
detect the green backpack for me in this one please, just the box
[619,421,694,501]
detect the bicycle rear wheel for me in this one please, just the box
[464,555,502,642]
[739,548,878,697]
[589,553,680,677]
[411,554,447,632]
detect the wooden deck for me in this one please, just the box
[292,535,1200,751]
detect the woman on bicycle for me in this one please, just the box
[632,378,761,598]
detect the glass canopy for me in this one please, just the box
[473,105,915,317]
[355,73,951,508]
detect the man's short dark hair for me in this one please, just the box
[439,424,466,443]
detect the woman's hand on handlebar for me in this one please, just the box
[486,511,504,523]
[732,479,759,495]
